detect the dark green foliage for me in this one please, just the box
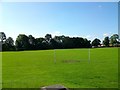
[110,34,119,46]
[3,37,15,51]
[84,38,91,48]
[0,32,6,43]
[15,34,30,51]
[62,37,87,48]
[2,32,120,51]
[50,39,60,49]
[35,38,45,50]
[1,34,15,51]
[28,35,36,50]
[45,34,52,43]
[5,37,14,46]
[92,38,101,47]
[2,43,15,51]
[103,36,109,47]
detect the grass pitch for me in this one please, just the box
[2,48,118,88]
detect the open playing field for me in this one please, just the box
[2,48,118,88]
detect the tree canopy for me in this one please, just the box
[103,37,109,47]
[91,38,101,47]
[15,34,30,50]
[110,34,119,46]
[1,32,120,51]
[0,32,6,43]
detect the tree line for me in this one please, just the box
[0,32,120,51]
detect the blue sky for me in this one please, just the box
[1,2,118,41]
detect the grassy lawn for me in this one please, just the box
[2,48,118,88]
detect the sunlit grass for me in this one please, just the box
[2,48,118,88]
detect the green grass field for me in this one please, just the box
[2,48,118,88]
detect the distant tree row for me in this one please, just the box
[0,32,120,51]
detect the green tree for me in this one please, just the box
[62,36,72,48]
[28,35,36,49]
[0,32,6,43]
[84,38,91,48]
[5,37,14,46]
[53,35,65,49]
[92,38,101,47]
[110,34,119,46]
[50,39,59,49]
[15,34,30,50]
[103,36,109,47]
[35,38,45,49]
[3,37,15,51]
[45,34,52,43]
[54,35,65,43]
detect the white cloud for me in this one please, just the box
[103,33,109,37]
[71,35,80,37]
[98,5,102,8]
[85,35,91,39]
[102,32,114,40]
[84,35,102,41]
[50,31,61,37]
[103,32,113,37]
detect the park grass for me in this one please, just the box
[2,48,118,88]
[0,51,2,89]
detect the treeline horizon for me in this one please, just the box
[0,32,120,51]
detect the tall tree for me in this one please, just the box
[45,34,52,43]
[0,32,6,51]
[62,36,72,48]
[103,36,109,47]
[35,38,45,49]
[50,39,59,49]
[84,38,91,48]
[3,37,15,51]
[5,37,14,46]
[15,34,30,50]
[71,37,84,48]
[110,34,119,46]
[92,38,101,47]
[0,32,6,43]
[28,35,36,49]
[54,35,65,48]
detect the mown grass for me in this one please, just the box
[2,48,118,88]
[0,51,2,89]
